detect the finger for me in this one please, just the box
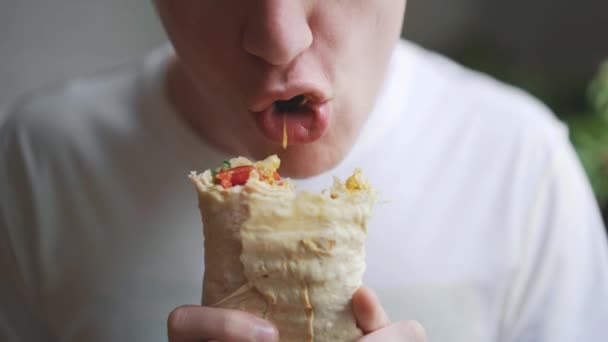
[352,286,391,333]
[167,305,278,342]
[358,320,427,342]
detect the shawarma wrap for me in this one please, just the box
[189,155,376,342]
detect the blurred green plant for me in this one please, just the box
[589,61,608,122]
[561,60,608,205]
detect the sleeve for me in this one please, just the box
[500,140,608,342]
[0,111,49,341]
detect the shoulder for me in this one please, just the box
[386,41,581,223]
[1,63,142,151]
[397,40,570,164]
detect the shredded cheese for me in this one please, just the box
[282,114,288,150]
[345,169,369,192]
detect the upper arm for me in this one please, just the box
[0,107,49,341]
[500,142,608,342]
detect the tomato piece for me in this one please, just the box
[216,165,254,188]
[273,171,281,181]
[219,178,232,188]
[216,172,233,188]
[230,165,254,186]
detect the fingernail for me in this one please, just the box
[253,321,278,342]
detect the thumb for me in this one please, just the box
[352,286,391,334]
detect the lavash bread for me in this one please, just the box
[189,156,376,342]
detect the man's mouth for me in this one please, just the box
[252,93,331,146]
[273,94,311,113]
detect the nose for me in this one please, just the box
[241,0,313,66]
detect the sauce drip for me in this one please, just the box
[282,114,288,150]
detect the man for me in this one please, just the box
[1,1,607,341]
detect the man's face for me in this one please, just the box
[156,1,406,177]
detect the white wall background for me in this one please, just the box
[0,0,166,109]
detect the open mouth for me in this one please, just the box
[274,94,309,114]
[253,93,331,146]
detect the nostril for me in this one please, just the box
[274,95,308,112]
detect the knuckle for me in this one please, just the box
[215,315,239,340]
[219,315,234,338]
[397,320,427,341]
[167,305,189,333]
[220,312,247,339]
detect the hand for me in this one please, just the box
[353,286,427,341]
[167,305,278,342]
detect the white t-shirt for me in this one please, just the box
[1,41,607,342]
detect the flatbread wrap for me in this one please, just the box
[189,155,376,341]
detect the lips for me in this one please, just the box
[251,88,332,146]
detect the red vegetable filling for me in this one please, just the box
[215,165,281,189]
